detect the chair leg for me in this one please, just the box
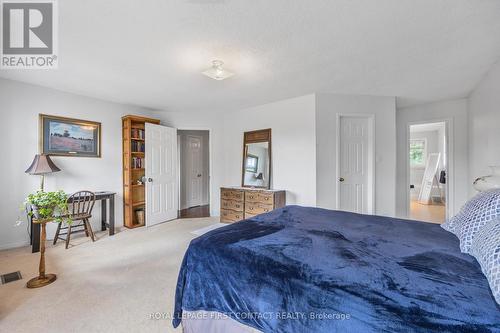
[85,219,96,242]
[53,222,62,245]
[83,220,89,237]
[65,224,72,249]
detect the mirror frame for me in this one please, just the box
[241,128,272,189]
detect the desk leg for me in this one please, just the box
[32,221,40,253]
[101,198,107,231]
[30,214,33,245]
[109,196,115,236]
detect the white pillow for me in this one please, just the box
[470,218,500,305]
[441,189,500,253]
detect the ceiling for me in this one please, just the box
[2,0,500,112]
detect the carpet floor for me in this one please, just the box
[0,217,220,333]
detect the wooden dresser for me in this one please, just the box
[220,187,286,223]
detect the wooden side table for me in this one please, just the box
[27,218,57,288]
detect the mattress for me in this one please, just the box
[173,206,500,332]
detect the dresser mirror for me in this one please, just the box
[242,129,271,189]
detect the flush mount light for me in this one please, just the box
[202,60,234,81]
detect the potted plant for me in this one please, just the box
[24,190,70,223]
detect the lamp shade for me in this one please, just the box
[25,154,61,175]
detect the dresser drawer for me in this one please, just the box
[245,202,273,216]
[245,191,274,205]
[244,211,259,219]
[220,209,244,223]
[221,199,244,212]
[221,188,244,201]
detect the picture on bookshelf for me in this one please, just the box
[40,114,101,157]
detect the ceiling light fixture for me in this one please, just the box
[202,60,234,81]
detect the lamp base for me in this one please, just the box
[26,274,57,288]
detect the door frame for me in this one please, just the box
[405,119,453,221]
[335,113,375,214]
[177,127,212,216]
[185,134,204,208]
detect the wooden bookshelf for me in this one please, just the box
[122,115,160,228]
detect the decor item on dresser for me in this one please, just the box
[25,153,61,191]
[242,129,271,189]
[39,114,101,157]
[220,187,286,223]
[122,115,161,228]
[473,166,500,192]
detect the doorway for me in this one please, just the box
[336,114,375,214]
[178,130,210,218]
[408,122,447,223]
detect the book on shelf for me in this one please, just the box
[131,128,145,140]
[131,156,143,169]
[131,140,145,152]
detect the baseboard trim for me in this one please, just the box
[0,240,30,251]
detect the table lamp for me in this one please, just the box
[25,154,61,191]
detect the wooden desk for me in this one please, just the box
[30,191,116,253]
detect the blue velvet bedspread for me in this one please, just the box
[173,206,500,332]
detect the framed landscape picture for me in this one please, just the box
[39,114,101,157]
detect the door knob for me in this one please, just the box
[339,177,345,182]
[148,178,153,182]
[197,174,202,177]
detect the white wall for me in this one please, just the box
[315,94,397,216]
[0,78,154,250]
[178,130,210,209]
[223,94,317,206]
[396,99,469,218]
[468,61,500,195]
[153,94,317,213]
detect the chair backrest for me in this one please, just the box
[67,191,96,216]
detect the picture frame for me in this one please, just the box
[39,114,101,157]
[245,154,259,173]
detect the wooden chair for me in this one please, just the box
[53,191,96,249]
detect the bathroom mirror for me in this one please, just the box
[242,129,271,189]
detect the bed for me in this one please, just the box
[173,205,500,332]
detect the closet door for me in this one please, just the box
[337,115,374,214]
[145,123,178,226]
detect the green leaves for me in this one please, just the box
[24,190,71,223]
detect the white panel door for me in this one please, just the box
[338,116,372,214]
[186,135,203,208]
[145,123,178,226]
